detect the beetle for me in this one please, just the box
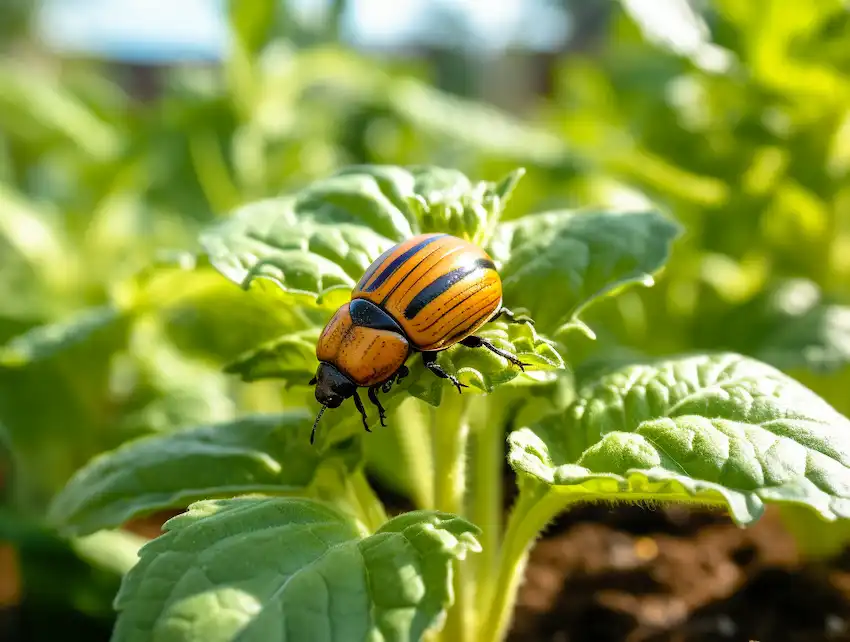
[308,232,533,443]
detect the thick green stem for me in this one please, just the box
[468,396,506,610]
[431,391,472,642]
[348,469,388,533]
[395,398,434,509]
[478,484,570,642]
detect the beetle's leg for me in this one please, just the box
[492,307,534,326]
[460,335,531,372]
[352,390,371,432]
[309,375,317,385]
[381,365,409,394]
[368,386,387,427]
[422,351,467,394]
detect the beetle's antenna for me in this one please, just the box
[310,405,327,445]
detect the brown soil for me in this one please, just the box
[508,503,850,642]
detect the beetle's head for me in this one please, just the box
[308,363,356,443]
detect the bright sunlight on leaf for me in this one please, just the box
[112,498,481,642]
[487,209,682,334]
[510,352,850,525]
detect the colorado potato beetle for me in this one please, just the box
[309,233,532,443]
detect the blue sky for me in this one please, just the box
[35,0,572,62]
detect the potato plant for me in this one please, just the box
[42,165,850,642]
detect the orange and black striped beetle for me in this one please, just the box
[308,232,533,443]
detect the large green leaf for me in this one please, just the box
[199,165,525,308]
[112,498,481,642]
[199,194,395,309]
[48,412,361,537]
[0,307,133,506]
[487,209,682,334]
[509,352,850,525]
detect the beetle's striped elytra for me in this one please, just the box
[310,233,534,443]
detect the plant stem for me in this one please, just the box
[432,390,470,517]
[431,391,471,642]
[395,398,435,508]
[469,396,505,611]
[478,484,570,642]
[348,469,388,533]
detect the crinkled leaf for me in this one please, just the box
[112,498,481,642]
[199,165,525,307]
[509,352,850,525]
[434,320,564,394]
[48,412,361,537]
[487,209,682,333]
[199,196,392,309]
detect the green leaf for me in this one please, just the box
[0,307,133,506]
[778,503,850,561]
[47,412,362,537]
[199,194,395,309]
[224,328,319,383]
[509,352,850,525]
[0,304,126,367]
[487,209,682,333]
[227,0,276,55]
[0,60,121,160]
[387,78,573,168]
[199,165,526,308]
[129,262,327,367]
[225,319,563,424]
[433,319,564,395]
[724,279,850,374]
[70,529,148,576]
[112,498,481,642]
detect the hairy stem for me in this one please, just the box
[431,391,472,642]
[478,483,570,642]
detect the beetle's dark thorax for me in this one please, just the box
[349,298,406,335]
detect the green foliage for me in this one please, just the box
[487,209,681,333]
[5,1,850,640]
[510,352,850,525]
[47,412,362,537]
[112,498,480,642]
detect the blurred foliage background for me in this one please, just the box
[1,0,849,640]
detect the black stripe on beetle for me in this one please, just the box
[443,292,503,341]
[416,281,487,331]
[363,234,447,293]
[403,258,496,320]
[379,242,455,306]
